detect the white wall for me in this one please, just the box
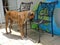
[8,0,17,10]
[8,0,43,11]
[17,0,43,11]
[0,0,5,23]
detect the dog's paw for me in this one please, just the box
[21,36,25,40]
[6,32,9,34]
[9,31,12,34]
[24,34,27,38]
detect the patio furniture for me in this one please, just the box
[19,2,33,12]
[18,2,33,37]
[30,1,58,43]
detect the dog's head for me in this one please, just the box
[27,10,34,21]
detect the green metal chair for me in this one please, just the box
[30,1,58,43]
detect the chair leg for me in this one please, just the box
[51,22,54,37]
[29,20,32,29]
[38,25,41,43]
[25,21,27,37]
[51,17,54,37]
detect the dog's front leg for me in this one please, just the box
[20,25,24,39]
[18,22,24,39]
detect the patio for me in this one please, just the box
[0,0,60,45]
[0,24,60,45]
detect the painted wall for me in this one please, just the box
[45,0,60,27]
[8,0,17,10]
[0,0,5,23]
[54,0,60,27]
[54,8,60,27]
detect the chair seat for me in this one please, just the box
[40,15,52,17]
[32,19,43,24]
[42,20,51,23]
[31,19,51,24]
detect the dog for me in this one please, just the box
[5,8,34,39]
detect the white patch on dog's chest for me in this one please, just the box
[24,18,27,24]
[24,19,26,24]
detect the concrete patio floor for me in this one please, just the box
[0,24,60,45]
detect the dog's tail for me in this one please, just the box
[5,8,8,13]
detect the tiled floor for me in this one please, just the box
[0,24,60,45]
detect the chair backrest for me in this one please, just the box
[19,2,33,12]
[34,1,58,20]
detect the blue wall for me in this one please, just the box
[45,0,60,8]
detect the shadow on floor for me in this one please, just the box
[3,33,22,40]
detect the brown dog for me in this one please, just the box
[5,9,34,39]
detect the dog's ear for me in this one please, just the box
[31,12,34,16]
[28,10,31,15]
[28,11,34,16]
[29,11,34,20]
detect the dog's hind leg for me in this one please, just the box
[5,16,9,34]
[9,20,13,33]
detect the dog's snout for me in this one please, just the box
[30,13,34,16]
